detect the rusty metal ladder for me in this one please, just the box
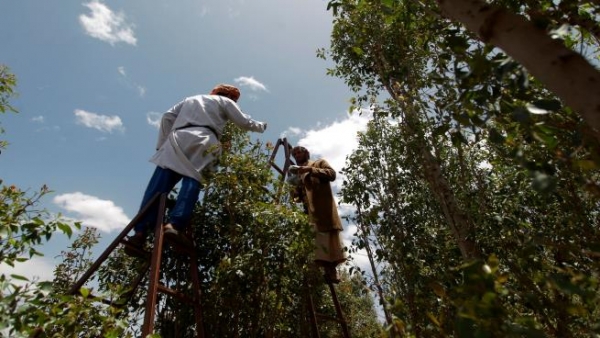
[68,192,205,338]
[304,276,351,338]
[269,138,351,338]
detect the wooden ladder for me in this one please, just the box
[268,138,351,337]
[304,275,351,338]
[68,193,205,338]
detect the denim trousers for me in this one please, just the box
[134,166,201,233]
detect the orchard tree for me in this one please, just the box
[322,0,600,336]
[52,124,382,337]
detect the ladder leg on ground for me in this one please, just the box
[69,193,205,338]
[304,275,351,338]
[142,200,205,337]
[327,280,351,338]
[68,193,161,296]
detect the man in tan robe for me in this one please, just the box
[290,146,347,283]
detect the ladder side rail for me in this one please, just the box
[141,193,168,336]
[282,138,294,177]
[327,281,351,338]
[267,138,283,165]
[68,192,162,295]
[269,138,286,177]
[118,260,152,305]
[304,279,321,338]
[315,314,344,324]
[188,241,206,338]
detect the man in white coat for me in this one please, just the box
[126,84,267,253]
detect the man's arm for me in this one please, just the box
[305,159,336,182]
[220,97,267,133]
[156,100,184,150]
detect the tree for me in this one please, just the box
[323,0,600,336]
[0,66,120,337]
[56,124,382,337]
[149,125,382,337]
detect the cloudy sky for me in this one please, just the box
[0,0,373,284]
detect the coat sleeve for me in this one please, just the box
[309,159,336,182]
[156,99,185,150]
[221,98,267,133]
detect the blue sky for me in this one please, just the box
[0,0,374,284]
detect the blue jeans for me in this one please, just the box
[134,166,201,233]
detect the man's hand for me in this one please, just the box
[298,166,311,175]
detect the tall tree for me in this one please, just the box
[0,65,125,338]
[57,125,382,337]
[324,0,600,336]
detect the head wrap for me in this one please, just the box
[291,146,310,160]
[211,84,241,102]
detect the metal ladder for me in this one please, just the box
[304,275,351,338]
[269,137,351,338]
[68,193,205,338]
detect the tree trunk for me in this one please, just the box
[356,207,396,331]
[418,141,480,259]
[437,0,600,136]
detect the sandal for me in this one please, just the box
[163,224,192,248]
[123,232,147,258]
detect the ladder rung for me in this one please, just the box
[270,163,284,175]
[316,313,344,324]
[120,239,151,258]
[164,236,194,252]
[79,292,128,308]
[157,284,198,305]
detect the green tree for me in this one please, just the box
[323,0,600,336]
[57,124,382,337]
[0,65,130,338]
[145,125,382,337]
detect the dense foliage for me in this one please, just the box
[47,125,383,338]
[0,64,381,336]
[322,0,600,336]
[0,66,128,338]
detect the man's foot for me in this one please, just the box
[324,265,341,284]
[163,223,179,236]
[123,232,147,258]
[163,223,192,248]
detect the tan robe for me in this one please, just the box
[296,159,347,266]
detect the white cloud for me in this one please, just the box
[0,257,56,284]
[296,109,371,190]
[137,86,146,97]
[74,109,124,133]
[234,76,268,92]
[280,127,302,139]
[283,109,375,276]
[118,66,146,97]
[146,112,162,128]
[79,1,137,46]
[199,6,209,17]
[31,116,44,123]
[53,192,131,233]
[31,115,61,132]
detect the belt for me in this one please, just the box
[197,125,219,140]
[177,125,220,140]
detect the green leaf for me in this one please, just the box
[526,103,550,115]
[10,274,29,281]
[79,287,90,298]
[57,222,73,237]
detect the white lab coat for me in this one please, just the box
[150,94,266,183]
